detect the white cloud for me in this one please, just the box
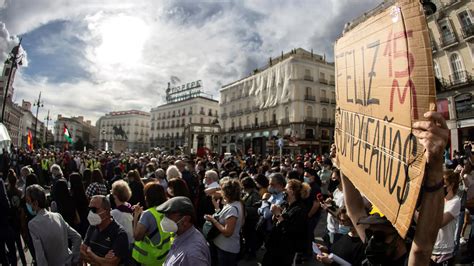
[2,0,382,125]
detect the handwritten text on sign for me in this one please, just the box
[334,1,435,237]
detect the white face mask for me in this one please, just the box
[87,210,103,226]
[160,216,184,233]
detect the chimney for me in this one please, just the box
[21,100,31,111]
[311,49,314,58]
[58,114,62,119]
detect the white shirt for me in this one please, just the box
[327,187,344,233]
[110,209,134,244]
[432,195,461,255]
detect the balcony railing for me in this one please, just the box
[244,108,251,114]
[221,113,228,119]
[236,110,243,116]
[319,78,328,84]
[439,31,458,48]
[229,111,236,117]
[304,75,314,81]
[260,122,268,128]
[305,117,318,123]
[252,106,260,112]
[320,118,331,125]
[304,95,316,101]
[449,71,473,87]
[461,24,474,40]
[329,80,335,86]
[320,97,329,103]
[244,125,252,130]
[280,117,290,125]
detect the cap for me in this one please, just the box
[357,214,392,226]
[157,196,195,216]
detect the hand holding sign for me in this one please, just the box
[413,111,449,166]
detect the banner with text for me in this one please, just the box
[334,0,436,237]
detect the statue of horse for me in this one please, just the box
[112,125,128,140]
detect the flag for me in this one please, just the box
[27,130,33,150]
[63,124,73,144]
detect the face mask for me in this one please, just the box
[87,210,103,226]
[365,231,398,264]
[268,187,278,194]
[339,225,350,235]
[26,203,36,216]
[304,177,311,184]
[282,192,288,201]
[160,216,184,233]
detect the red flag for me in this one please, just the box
[27,130,33,151]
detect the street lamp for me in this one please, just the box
[1,38,24,123]
[43,109,52,145]
[33,91,44,147]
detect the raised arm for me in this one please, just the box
[341,173,368,242]
[409,111,449,265]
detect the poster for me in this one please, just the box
[334,0,436,237]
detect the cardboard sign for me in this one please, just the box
[334,0,436,237]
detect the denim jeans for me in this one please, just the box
[216,246,238,266]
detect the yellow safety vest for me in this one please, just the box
[87,159,100,170]
[132,208,173,265]
[41,159,49,171]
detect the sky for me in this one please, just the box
[0,0,382,127]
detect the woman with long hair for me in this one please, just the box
[127,170,145,206]
[85,169,108,199]
[6,169,27,265]
[69,172,89,237]
[167,178,191,199]
[132,182,171,265]
[204,177,244,266]
[50,179,78,228]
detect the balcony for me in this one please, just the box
[431,40,438,53]
[304,75,314,82]
[235,126,242,131]
[221,113,228,119]
[319,78,328,84]
[439,31,458,49]
[269,120,278,126]
[320,118,333,126]
[448,71,473,87]
[320,97,330,103]
[236,110,243,116]
[244,125,252,130]
[457,108,474,120]
[229,111,236,117]
[305,117,318,124]
[260,122,268,128]
[252,106,260,112]
[304,95,316,101]
[200,111,205,115]
[244,108,251,114]
[461,24,474,41]
[280,117,290,125]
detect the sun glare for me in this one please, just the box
[96,15,150,66]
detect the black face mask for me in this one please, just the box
[282,192,288,201]
[365,230,398,265]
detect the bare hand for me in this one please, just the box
[316,252,333,264]
[317,243,329,253]
[204,214,214,222]
[105,250,116,259]
[412,111,449,165]
[270,204,282,215]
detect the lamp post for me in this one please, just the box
[44,109,52,145]
[1,38,23,123]
[33,92,44,147]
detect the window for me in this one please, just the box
[322,108,328,119]
[306,106,313,118]
[450,53,465,81]
[246,116,250,125]
[321,90,327,98]
[254,116,258,125]
[285,107,289,118]
[305,129,315,139]
[434,61,442,79]
[182,119,185,126]
[458,10,472,28]
[200,118,203,123]
[305,87,312,96]
[263,112,267,122]
[239,118,242,127]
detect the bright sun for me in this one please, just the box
[95,15,150,66]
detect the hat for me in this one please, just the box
[357,214,392,226]
[157,196,194,216]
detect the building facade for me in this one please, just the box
[1,100,23,147]
[428,0,473,155]
[220,48,336,155]
[150,95,219,153]
[54,115,97,148]
[96,110,150,152]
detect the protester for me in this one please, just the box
[127,170,145,206]
[85,169,108,199]
[6,169,27,265]
[81,195,129,265]
[132,182,171,265]
[110,180,134,245]
[205,177,244,266]
[303,168,322,257]
[167,177,191,199]
[155,168,168,190]
[26,184,82,266]
[322,168,344,245]
[51,179,78,229]
[262,179,309,265]
[241,176,261,259]
[69,172,90,237]
[158,196,211,265]
[0,173,17,265]
[431,170,462,265]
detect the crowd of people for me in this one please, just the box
[0,111,473,266]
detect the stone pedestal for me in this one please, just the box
[112,140,127,153]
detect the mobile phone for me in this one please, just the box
[312,242,322,255]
